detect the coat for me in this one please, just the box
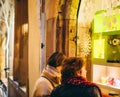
[51,76,102,97]
[32,65,61,97]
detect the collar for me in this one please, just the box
[41,65,61,85]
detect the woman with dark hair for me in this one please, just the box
[51,57,102,97]
[32,52,66,97]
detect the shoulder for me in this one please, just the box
[51,84,74,96]
[33,77,54,97]
[51,85,63,97]
[34,77,47,87]
[35,77,54,89]
[85,86,102,97]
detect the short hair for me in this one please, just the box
[47,52,66,68]
[61,57,85,81]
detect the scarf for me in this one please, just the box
[62,76,102,95]
[41,65,61,86]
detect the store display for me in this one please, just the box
[92,7,120,95]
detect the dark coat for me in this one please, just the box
[51,76,102,97]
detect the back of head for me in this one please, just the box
[47,51,66,68]
[61,57,84,81]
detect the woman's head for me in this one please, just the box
[47,51,66,68]
[61,57,87,80]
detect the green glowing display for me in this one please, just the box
[93,39,105,59]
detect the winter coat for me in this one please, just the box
[32,65,61,97]
[51,76,102,97]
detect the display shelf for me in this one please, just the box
[96,82,120,92]
[92,63,120,95]
[92,62,120,67]
[92,7,120,96]
[96,82,120,95]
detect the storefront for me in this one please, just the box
[76,0,120,96]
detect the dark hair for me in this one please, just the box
[47,52,66,68]
[61,57,84,80]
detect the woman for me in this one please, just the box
[32,52,66,97]
[51,57,102,97]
